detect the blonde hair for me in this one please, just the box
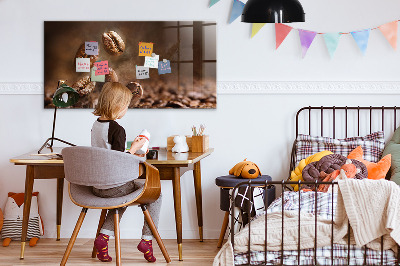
[93,82,132,120]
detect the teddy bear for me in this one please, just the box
[229,159,261,179]
[1,192,44,247]
[172,135,189,153]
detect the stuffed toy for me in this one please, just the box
[1,192,44,247]
[289,150,333,191]
[348,146,391,180]
[317,160,360,193]
[172,135,189,153]
[301,154,368,191]
[229,159,261,179]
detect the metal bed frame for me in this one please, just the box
[230,106,400,266]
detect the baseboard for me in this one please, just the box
[1,81,400,95]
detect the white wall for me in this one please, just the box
[1,0,400,240]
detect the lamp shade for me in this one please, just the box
[52,83,79,108]
[241,0,305,23]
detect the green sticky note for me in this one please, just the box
[126,141,133,150]
[91,67,105,82]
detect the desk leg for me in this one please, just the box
[56,178,64,241]
[20,165,34,259]
[172,167,183,261]
[193,161,203,242]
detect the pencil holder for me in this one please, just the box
[191,135,209,153]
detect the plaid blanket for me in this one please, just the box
[235,244,397,265]
[234,191,397,265]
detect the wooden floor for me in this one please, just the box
[0,239,221,265]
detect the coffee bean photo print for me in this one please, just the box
[44,21,217,109]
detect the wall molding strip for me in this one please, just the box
[217,81,400,94]
[1,81,400,95]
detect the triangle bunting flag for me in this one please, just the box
[251,23,266,38]
[298,29,317,58]
[209,0,220,7]
[323,33,341,58]
[229,0,245,24]
[275,23,293,49]
[378,21,398,50]
[351,29,370,55]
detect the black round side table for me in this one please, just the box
[215,175,275,248]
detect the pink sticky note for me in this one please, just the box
[94,61,109,76]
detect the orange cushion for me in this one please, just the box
[347,146,391,180]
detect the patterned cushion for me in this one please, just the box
[295,131,385,166]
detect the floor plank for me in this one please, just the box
[0,239,221,265]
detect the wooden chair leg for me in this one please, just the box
[141,205,171,263]
[217,211,230,248]
[91,209,108,258]
[114,210,121,266]
[60,208,88,266]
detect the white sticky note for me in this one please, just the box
[144,54,159,69]
[136,66,150,79]
[85,41,99,55]
[76,58,90,72]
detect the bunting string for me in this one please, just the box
[209,0,399,58]
[285,20,400,35]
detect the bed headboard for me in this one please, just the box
[295,106,400,138]
[290,106,400,179]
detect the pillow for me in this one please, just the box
[295,131,385,167]
[348,146,391,180]
[382,126,400,184]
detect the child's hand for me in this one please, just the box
[129,137,147,155]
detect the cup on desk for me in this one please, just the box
[127,141,157,159]
[146,150,158,160]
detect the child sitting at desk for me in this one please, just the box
[91,82,162,263]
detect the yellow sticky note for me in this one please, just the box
[139,42,154,56]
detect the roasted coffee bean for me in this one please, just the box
[152,100,167,108]
[144,98,155,105]
[72,76,96,96]
[105,67,118,82]
[126,82,143,107]
[187,91,205,100]
[126,82,143,98]
[205,96,217,103]
[166,101,187,108]
[102,31,125,55]
[74,43,98,68]
[189,100,200,107]
[181,98,190,106]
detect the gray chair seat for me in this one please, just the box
[69,180,145,208]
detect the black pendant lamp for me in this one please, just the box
[242,0,305,23]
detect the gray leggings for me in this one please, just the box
[92,180,162,240]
